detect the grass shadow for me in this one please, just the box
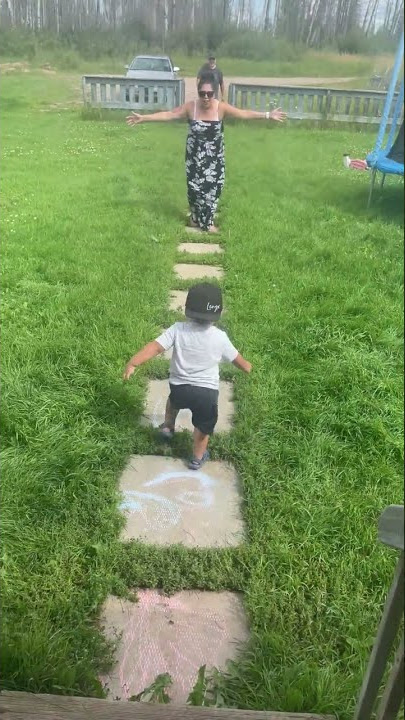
[325,179,404,226]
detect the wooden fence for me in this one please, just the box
[228,83,400,124]
[82,75,185,111]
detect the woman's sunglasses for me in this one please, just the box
[198,90,214,99]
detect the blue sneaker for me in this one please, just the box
[188,451,210,470]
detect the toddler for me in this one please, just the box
[123,283,251,469]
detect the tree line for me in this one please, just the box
[0,0,403,49]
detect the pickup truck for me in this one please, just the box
[125,55,180,81]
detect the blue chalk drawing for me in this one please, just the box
[120,469,216,529]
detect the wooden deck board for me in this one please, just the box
[0,692,335,720]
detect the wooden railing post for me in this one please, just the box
[325,89,332,120]
[228,83,235,105]
[353,505,404,720]
[376,634,404,720]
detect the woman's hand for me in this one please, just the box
[126,112,143,126]
[269,107,287,123]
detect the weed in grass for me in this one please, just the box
[129,673,172,704]
[0,70,403,717]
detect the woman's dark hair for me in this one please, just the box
[198,73,215,91]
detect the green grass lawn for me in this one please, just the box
[1,72,403,717]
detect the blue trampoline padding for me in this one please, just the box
[366,151,404,175]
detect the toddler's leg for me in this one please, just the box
[192,428,210,461]
[164,398,179,430]
[159,398,179,441]
[188,387,218,468]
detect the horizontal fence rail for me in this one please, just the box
[82,75,185,110]
[228,83,401,124]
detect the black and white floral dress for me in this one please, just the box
[186,101,225,231]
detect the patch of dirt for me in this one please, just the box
[0,61,56,74]
[0,61,30,73]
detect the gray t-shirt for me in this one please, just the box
[156,321,238,390]
[198,64,224,98]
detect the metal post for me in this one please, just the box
[367,169,377,208]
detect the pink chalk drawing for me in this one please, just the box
[120,470,215,531]
[101,590,232,702]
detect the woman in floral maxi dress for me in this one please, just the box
[127,74,286,233]
[185,95,225,231]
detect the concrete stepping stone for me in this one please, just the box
[118,455,244,546]
[169,290,188,313]
[141,379,234,433]
[100,590,249,703]
[178,242,223,255]
[174,263,223,280]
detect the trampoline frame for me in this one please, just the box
[366,31,404,208]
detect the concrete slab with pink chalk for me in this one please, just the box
[100,590,248,703]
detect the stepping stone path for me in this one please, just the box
[100,590,249,704]
[169,289,188,312]
[178,242,223,254]
[174,263,224,280]
[141,379,234,433]
[103,237,248,702]
[119,455,244,546]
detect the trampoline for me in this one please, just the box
[366,31,404,207]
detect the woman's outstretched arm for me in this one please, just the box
[220,102,287,123]
[126,103,190,125]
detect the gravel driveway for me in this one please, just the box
[185,75,355,102]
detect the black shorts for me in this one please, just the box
[169,384,219,436]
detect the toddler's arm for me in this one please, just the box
[232,353,252,373]
[123,341,164,380]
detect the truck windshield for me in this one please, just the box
[131,58,171,72]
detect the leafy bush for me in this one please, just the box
[218,31,303,62]
[54,49,80,70]
[0,28,37,59]
[205,21,228,52]
[337,27,399,56]
[166,28,206,56]
[367,28,400,54]
[337,28,373,55]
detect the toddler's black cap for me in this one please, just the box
[185,283,223,321]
